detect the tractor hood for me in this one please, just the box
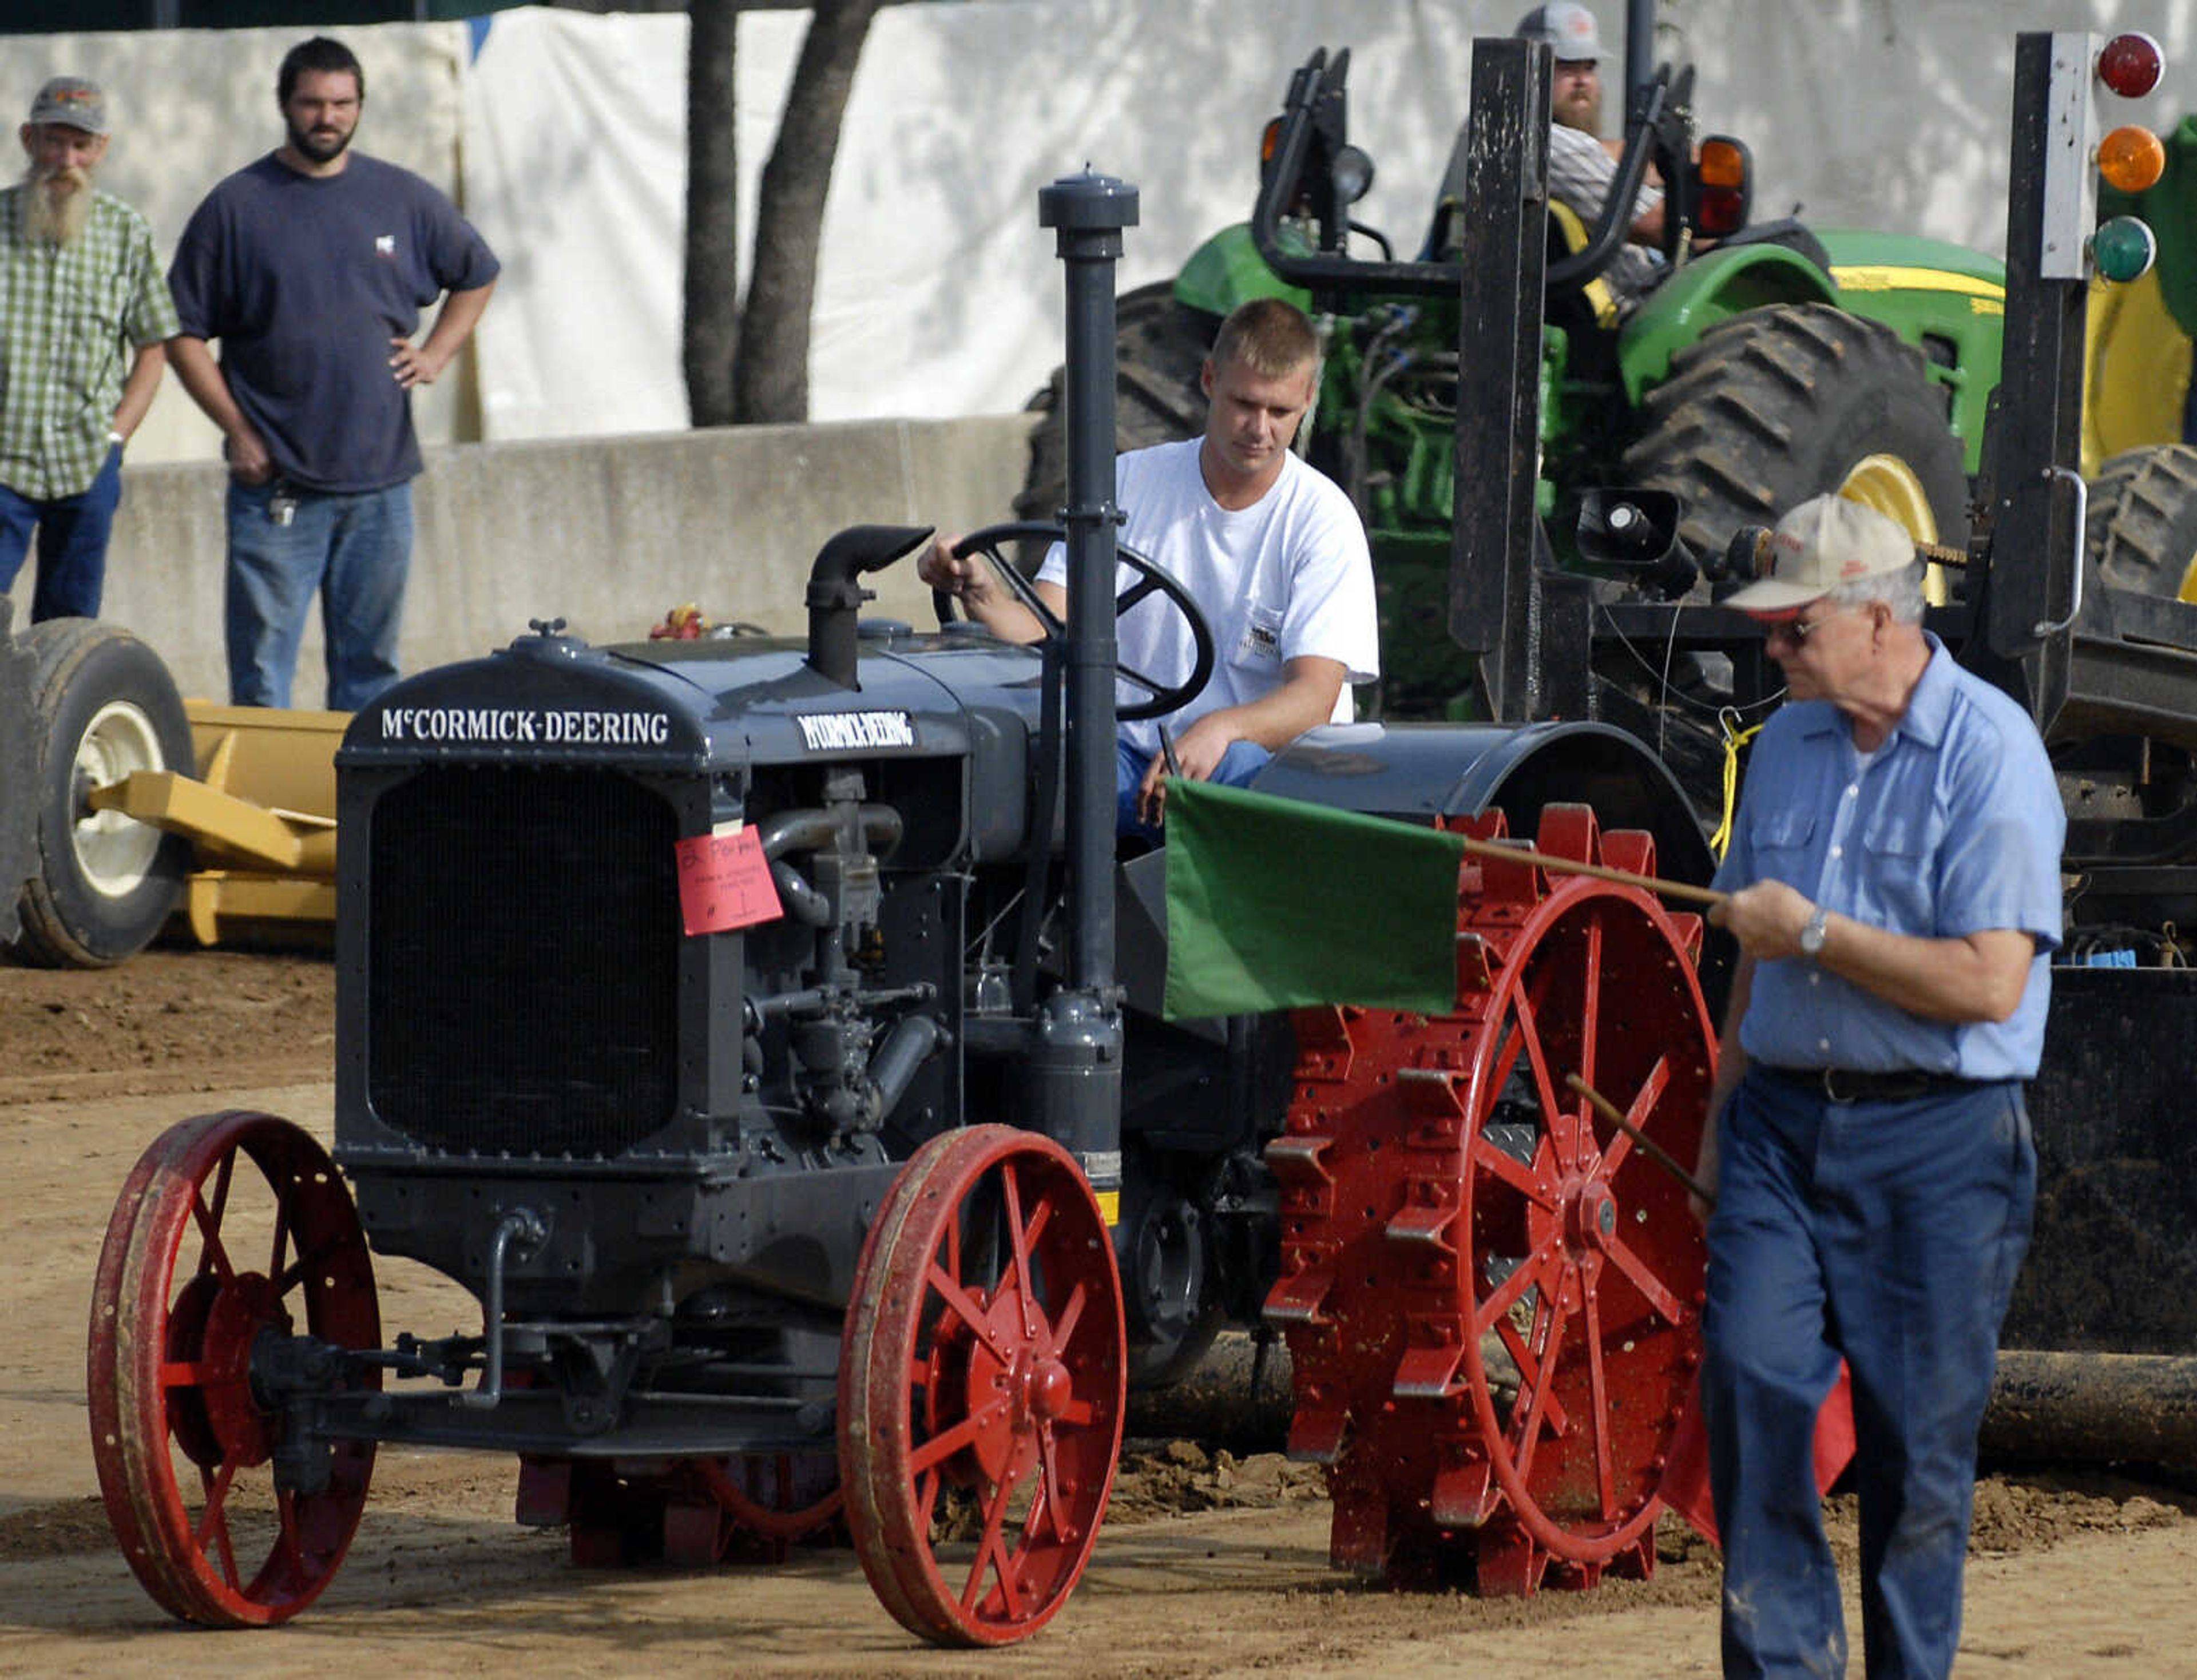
[338,622,1047,776]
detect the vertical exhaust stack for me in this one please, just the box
[803,525,933,689]
[1030,168,1139,1219]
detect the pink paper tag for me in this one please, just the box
[675,828,783,935]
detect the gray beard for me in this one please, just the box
[22,166,93,247]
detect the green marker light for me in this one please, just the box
[2090,216,2157,284]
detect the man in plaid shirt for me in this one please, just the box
[0,76,177,622]
[1514,4,1667,308]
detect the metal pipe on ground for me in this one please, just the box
[1131,1336,2197,1471]
[1980,1352,2197,1468]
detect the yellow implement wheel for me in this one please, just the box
[1839,451,1939,541]
[1839,452,1949,602]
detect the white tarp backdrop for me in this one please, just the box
[16,0,2197,462]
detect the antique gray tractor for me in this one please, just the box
[85,161,1720,1642]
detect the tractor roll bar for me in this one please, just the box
[1247,43,1668,301]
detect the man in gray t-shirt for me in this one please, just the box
[1514,2,1665,304]
[167,35,498,711]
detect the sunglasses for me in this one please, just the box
[1764,606,1847,646]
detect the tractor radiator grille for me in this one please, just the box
[366,766,680,1157]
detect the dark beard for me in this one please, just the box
[286,117,354,165]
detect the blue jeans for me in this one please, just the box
[0,446,124,621]
[1116,737,1270,840]
[1702,1069,2035,1680]
[227,478,413,710]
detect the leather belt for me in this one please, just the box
[1758,1065,1987,1105]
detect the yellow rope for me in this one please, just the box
[1708,709,1762,862]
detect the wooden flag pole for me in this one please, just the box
[1453,831,1730,908]
[1565,1072,1716,1209]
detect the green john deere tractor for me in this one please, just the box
[1016,15,2010,740]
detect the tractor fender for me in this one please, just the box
[1616,243,1841,405]
[1248,717,1718,892]
[1173,223,1312,320]
[1114,717,1728,1034]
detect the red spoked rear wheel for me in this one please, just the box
[840,1125,1125,1646]
[88,1111,380,1625]
[692,1452,843,1543]
[540,1449,844,1567]
[1267,805,1715,1594]
[663,1452,844,1563]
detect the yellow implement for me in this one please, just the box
[85,702,349,946]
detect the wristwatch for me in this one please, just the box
[1799,904,1830,958]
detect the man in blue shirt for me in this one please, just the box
[166,36,498,710]
[1696,494,2063,1679]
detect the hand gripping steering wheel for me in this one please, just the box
[932,521,1216,722]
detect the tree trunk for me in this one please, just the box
[732,0,883,424]
[684,0,741,426]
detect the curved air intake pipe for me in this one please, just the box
[806,524,934,688]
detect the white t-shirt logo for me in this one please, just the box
[375,234,396,257]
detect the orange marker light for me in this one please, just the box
[1698,138,1747,189]
[2099,124,2167,194]
[1692,135,1753,240]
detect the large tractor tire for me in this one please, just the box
[9,619,194,968]
[2087,442,2197,601]
[1621,301,1972,560]
[1012,283,1218,561]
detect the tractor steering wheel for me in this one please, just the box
[933,521,1216,723]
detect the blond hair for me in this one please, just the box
[1209,297,1322,382]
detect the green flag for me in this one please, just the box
[1161,779,1465,1020]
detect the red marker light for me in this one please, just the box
[2096,31,2164,100]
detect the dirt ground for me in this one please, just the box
[5,948,2197,1677]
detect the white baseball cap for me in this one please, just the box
[1723,495,1917,615]
[1515,3,1603,64]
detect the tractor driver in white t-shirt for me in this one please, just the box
[919,296,1379,836]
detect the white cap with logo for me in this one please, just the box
[1722,495,1917,615]
[1514,3,1604,65]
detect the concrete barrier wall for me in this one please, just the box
[13,414,1039,706]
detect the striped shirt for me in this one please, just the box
[0,185,179,500]
[1545,122,1665,302]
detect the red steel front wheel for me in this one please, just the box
[88,1110,380,1625]
[839,1125,1125,1646]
